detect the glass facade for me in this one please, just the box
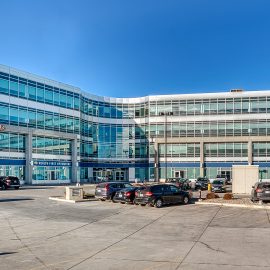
[1,65,270,183]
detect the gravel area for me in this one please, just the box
[204,196,270,206]
[205,197,256,205]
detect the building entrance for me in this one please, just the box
[174,170,185,178]
[218,169,231,181]
[93,168,128,182]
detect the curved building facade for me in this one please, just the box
[0,64,270,184]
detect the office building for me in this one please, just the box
[0,64,269,184]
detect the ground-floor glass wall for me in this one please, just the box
[205,167,232,180]
[93,168,128,182]
[0,165,25,180]
[159,167,200,180]
[32,166,71,181]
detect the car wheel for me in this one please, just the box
[111,195,117,203]
[140,204,146,207]
[183,196,189,205]
[154,199,163,208]
[99,198,105,201]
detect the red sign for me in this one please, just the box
[0,125,5,131]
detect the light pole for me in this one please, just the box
[159,111,173,181]
[150,136,157,182]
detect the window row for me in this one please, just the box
[204,143,248,157]
[80,142,149,159]
[0,103,80,134]
[150,97,270,116]
[81,99,148,119]
[32,136,72,155]
[0,133,25,152]
[149,120,270,138]
[0,75,80,110]
[158,143,200,158]
[253,143,270,157]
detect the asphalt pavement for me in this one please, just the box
[0,186,270,270]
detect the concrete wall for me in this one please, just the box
[232,165,259,194]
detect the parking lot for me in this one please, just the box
[1,186,270,270]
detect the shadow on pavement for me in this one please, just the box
[0,198,34,202]
[0,252,17,256]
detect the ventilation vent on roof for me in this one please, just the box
[230,89,244,93]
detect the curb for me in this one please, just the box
[195,201,270,209]
[49,196,98,203]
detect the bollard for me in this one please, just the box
[198,190,202,202]
[208,183,212,192]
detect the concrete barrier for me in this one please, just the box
[65,187,83,200]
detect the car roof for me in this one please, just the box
[256,181,270,185]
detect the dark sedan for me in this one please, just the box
[211,180,226,193]
[251,182,270,203]
[95,182,132,201]
[0,176,20,190]
[195,178,209,190]
[113,186,145,204]
[134,184,191,208]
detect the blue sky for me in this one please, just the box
[1,0,270,97]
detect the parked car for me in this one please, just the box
[113,186,145,204]
[216,175,230,185]
[195,177,209,190]
[134,184,191,208]
[251,182,270,203]
[166,178,191,190]
[0,176,20,190]
[95,182,132,201]
[211,179,226,193]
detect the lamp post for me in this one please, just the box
[150,136,157,182]
[159,111,173,181]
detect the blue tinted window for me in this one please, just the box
[19,108,27,124]
[60,93,66,107]
[37,112,44,128]
[37,87,44,102]
[10,81,18,96]
[0,105,9,121]
[74,97,80,110]
[45,89,53,104]
[0,78,9,94]
[28,110,36,127]
[67,95,73,109]
[10,107,18,123]
[54,90,60,105]
[19,83,27,98]
[28,85,36,100]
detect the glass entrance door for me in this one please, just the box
[115,170,125,181]
[93,168,127,182]
[175,170,185,178]
[217,168,231,181]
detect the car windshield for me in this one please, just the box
[213,180,223,185]
[260,183,270,189]
[124,183,132,187]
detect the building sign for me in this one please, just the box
[0,125,5,131]
[33,161,72,166]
